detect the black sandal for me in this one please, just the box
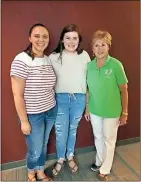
[67,159,79,174]
[52,161,64,178]
[37,175,53,181]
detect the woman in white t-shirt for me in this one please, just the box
[10,23,56,181]
[49,24,91,177]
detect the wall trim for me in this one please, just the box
[1,137,140,171]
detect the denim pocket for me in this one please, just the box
[27,113,44,124]
[46,105,58,120]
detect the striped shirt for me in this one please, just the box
[10,52,56,114]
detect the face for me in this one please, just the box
[92,38,109,60]
[29,26,49,55]
[62,31,79,53]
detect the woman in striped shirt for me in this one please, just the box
[10,23,56,181]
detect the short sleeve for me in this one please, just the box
[10,59,29,79]
[84,50,91,63]
[115,61,128,85]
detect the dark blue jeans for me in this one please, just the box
[55,93,86,160]
[25,106,57,171]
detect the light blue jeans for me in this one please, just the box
[55,93,86,160]
[24,106,57,171]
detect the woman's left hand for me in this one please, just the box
[84,108,90,121]
[119,114,128,126]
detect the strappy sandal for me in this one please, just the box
[37,175,53,181]
[96,171,108,181]
[28,176,36,181]
[67,159,79,174]
[52,161,64,178]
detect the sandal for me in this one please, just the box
[28,176,36,181]
[96,171,108,181]
[52,161,64,178]
[37,175,53,181]
[67,159,78,174]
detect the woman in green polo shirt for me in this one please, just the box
[85,30,128,181]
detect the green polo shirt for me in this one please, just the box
[87,55,128,118]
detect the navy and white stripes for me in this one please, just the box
[10,52,56,114]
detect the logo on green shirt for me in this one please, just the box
[105,69,112,75]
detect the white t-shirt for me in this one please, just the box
[10,52,56,114]
[49,50,91,94]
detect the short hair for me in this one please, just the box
[92,30,112,47]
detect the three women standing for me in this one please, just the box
[10,23,128,182]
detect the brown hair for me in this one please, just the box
[92,30,112,47]
[52,24,83,64]
[24,23,48,60]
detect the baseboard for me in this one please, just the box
[1,137,140,171]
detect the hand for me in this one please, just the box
[84,109,90,121]
[21,121,31,135]
[119,114,128,126]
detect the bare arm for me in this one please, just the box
[11,76,28,122]
[119,83,128,114]
[119,83,128,125]
[11,76,31,134]
[84,89,90,121]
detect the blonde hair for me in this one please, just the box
[92,30,112,47]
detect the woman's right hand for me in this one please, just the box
[21,121,31,135]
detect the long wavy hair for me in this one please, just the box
[52,24,83,63]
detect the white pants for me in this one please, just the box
[90,113,119,175]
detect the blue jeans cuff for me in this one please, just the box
[66,152,74,158]
[36,166,44,171]
[27,168,36,172]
